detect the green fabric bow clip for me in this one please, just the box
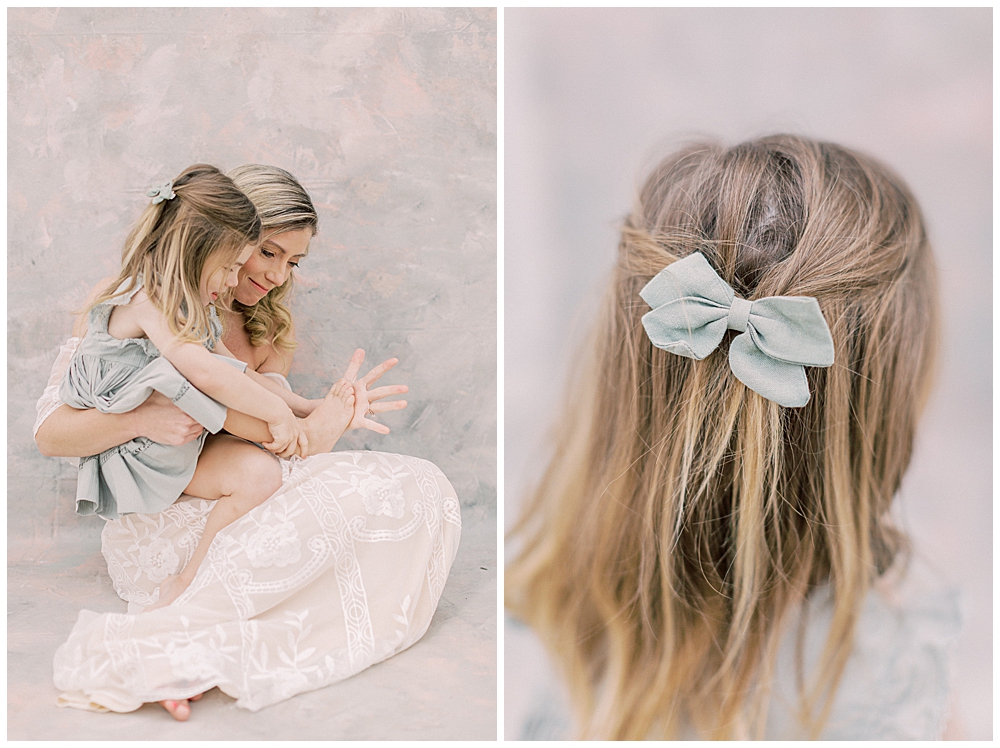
[146,181,176,204]
[639,252,835,407]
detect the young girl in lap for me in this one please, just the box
[60,164,355,609]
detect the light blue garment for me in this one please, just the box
[58,280,248,519]
[506,557,962,740]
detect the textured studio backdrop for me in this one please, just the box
[504,8,990,739]
[8,7,498,546]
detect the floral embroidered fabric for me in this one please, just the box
[54,450,461,712]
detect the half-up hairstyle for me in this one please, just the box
[506,135,938,739]
[91,164,262,346]
[227,164,319,356]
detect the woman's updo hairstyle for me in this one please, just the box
[506,134,938,739]
[227,164,319,354]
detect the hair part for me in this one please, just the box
[227,164,319,357]
[506,134,938,739]
[90,164,262,346]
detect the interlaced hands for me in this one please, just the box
[342,348,408,435]
[262,410,308,458]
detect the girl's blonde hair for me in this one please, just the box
[506,135,938,739]
[92,164,261,345]
[227,164,319,355]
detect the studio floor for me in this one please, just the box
[8,497,497,740]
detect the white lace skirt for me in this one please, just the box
[53,450,462,713]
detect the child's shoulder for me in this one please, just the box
[94,277,154,341]
[72,276,122,337]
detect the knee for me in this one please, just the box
[231,450,282,503]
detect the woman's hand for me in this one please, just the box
[131,392,204,446]
[341,349,409,435]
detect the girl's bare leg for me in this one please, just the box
[148,380,356,608]
[147,435,282,610]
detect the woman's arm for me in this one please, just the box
[247,318,322,417]
[36,396,204,457]
[34,278,204,458]
[246,368,317,418]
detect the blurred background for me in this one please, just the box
[504,8,990,739]
[9,8,496,739]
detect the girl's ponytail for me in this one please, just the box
[89,165,261,345]
[507,134,938,740]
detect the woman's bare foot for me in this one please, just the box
[301,379,356,454]
[145,573,190,611]
[160,692,203,721]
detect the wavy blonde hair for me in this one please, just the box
[90,164,261,346]
[227,164,318,356]
[506,135,938,739]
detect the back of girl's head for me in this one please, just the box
[99,164,262,344]
[226,164,318,354]
[506,134,938,739]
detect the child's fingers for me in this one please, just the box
[263,432,295,456]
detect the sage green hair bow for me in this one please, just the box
[639,252,834,407]
[147,181,176,204]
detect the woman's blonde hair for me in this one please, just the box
[91,164,261,346]
[227,164,318,355]
[506,135,938,739]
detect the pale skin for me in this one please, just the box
[35,227,409,720]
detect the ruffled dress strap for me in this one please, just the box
[206,305,224,351]
[85,279,160,359]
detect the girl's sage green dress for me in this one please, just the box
[58,279,247,519]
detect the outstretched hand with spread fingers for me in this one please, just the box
[341,348,408,434]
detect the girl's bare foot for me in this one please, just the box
[146,573,190,611]
[301,379,356,454]
[160,692,203,721]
